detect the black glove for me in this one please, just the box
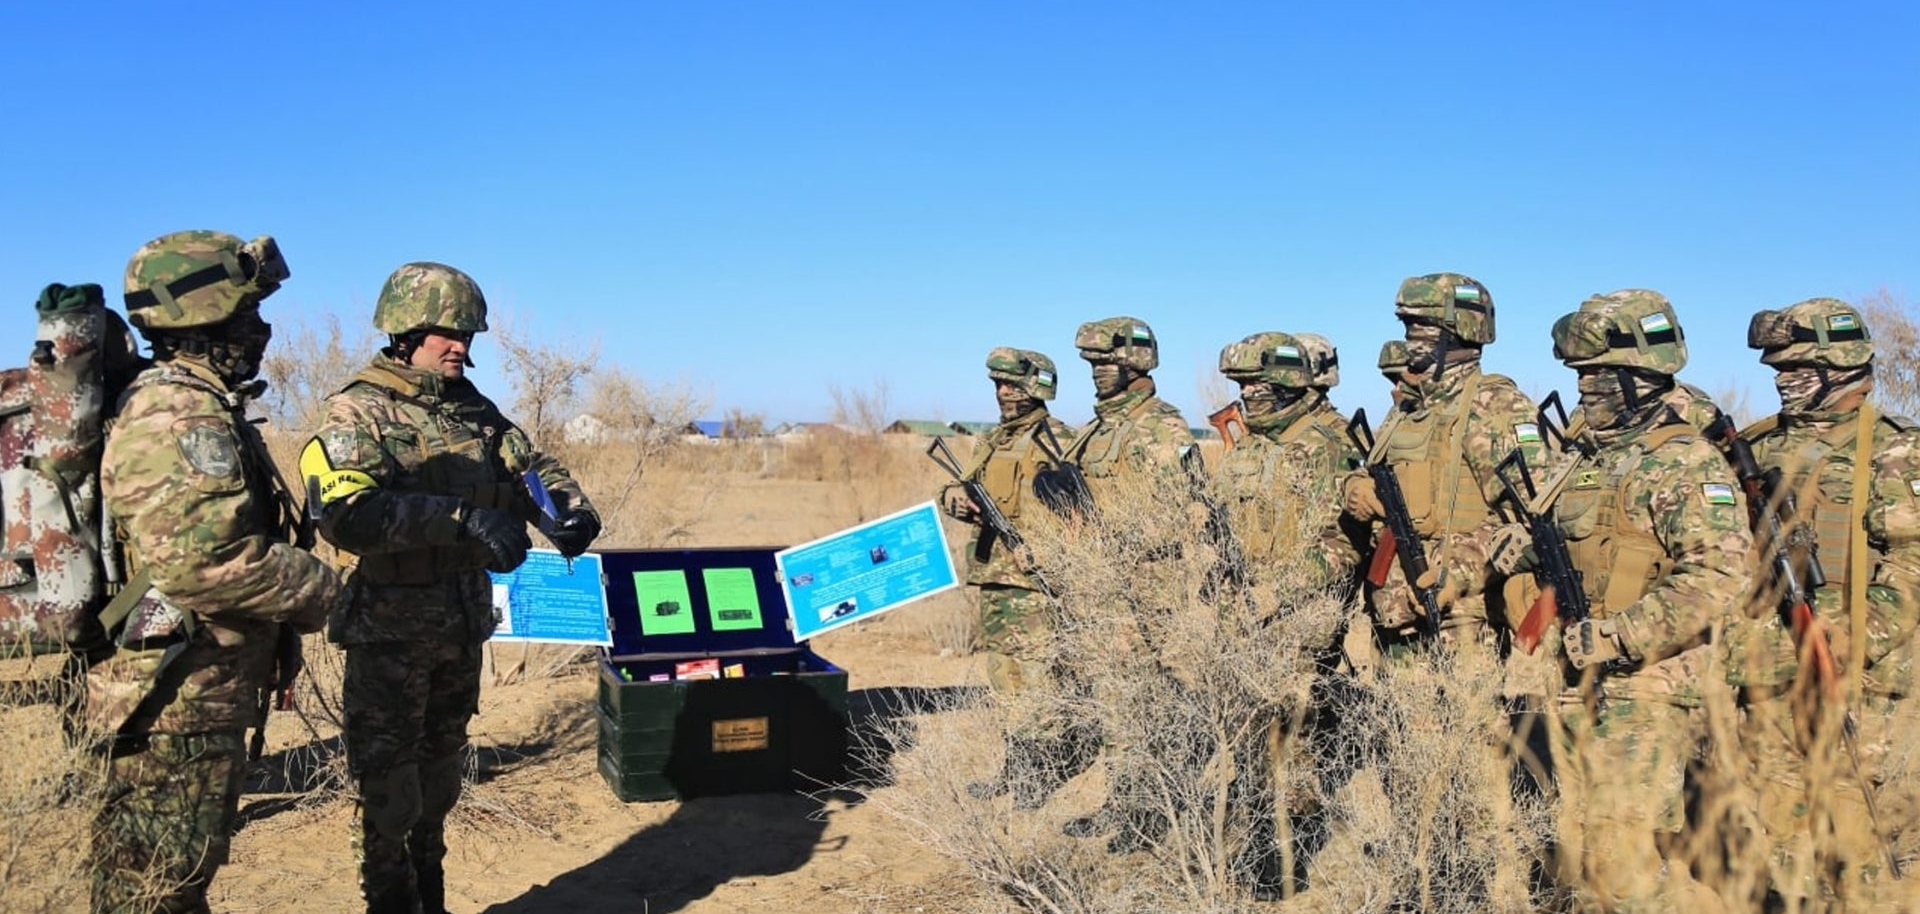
[547,510,601,558]
[462,507,532,572]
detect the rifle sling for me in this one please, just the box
[1846,401,1874,708]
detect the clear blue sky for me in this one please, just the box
[3,3,1915,428]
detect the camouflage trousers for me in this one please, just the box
[1555,694,1726,914]
[1741,689,1920,911]
[91,731,248,914]
[979,584,1061,739]
[343,639,482,914]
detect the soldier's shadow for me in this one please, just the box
[478,684,982,914]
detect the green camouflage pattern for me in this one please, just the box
[1725,407,1920,696]
[1217,397,1364,595]
[1394,272,1495,344]
[1377,340,1409,381]
[91,731,249,914]
[1075,315,1159,372]
[312,352,591,910]
[90,358,340,736]
[985,346,1060,401]
[1551,289,1689,374]
[941,406,1075,588]
[372,262,489,335]
[1294,331,1340,389]
[1749,297,1874,368]
[1067,380,1194,503]
[123,230,286,331]
[1218,331,1315,389]
[1554,696,1709,909]
[311,356,594,645]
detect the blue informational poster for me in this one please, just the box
[488,548,612,645]
[777,500,959,639]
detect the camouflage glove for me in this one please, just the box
[1564,618,1626,671]
[1343,475,1384,522]
[1487,523,1537,576]
[1369,566,1461,627]
[462,506,532,572]
[547,509,600,558]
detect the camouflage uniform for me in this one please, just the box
[91,231,342,914]
[305,263,597,914]
[1058,316,1196,852]
[1726,299,1920,908]
[1488,290,1750,912]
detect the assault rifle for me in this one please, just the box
[1500,392,1603,657]
[1346,409,1442,638]
[1181,446,1249,601]
[926,436,1053,598]
[1208,402,1246,450]
[250,624,304,761]
[1030,421,1095,520]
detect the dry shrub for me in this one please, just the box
[1861,288,1920,417]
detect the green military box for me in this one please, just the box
[595,547,848,801]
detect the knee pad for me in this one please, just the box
[360,763,423,840]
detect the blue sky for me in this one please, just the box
[2,3,1915,427]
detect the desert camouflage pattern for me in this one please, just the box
[0,284,144,654]
[310,352,591,911]
[1217,394,1363,593]
[92,731,249,914]
[1551,289,1689,374]
[1749,297,1873,369]
[122,230,286,331]
[1353,357,1548,638]
[1067,381,1194,504]
[1377,339,1409,381]
[309,356,593,645]
[1075,315,1159,372]
[1219,331,1316,389]
[1394,272,1495,344]
[372,262,489,335]
[942,406,1075,590]
[985,347,1059,402]
[90,357,339,736]
[90,352,339,913]
[1294,331,1340,389]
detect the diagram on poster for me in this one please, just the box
[777,500,958,639]
[489,549,611,645]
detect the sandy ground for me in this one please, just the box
[207,472,996,914]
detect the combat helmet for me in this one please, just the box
[1220,332,1315,389]
[1551,289,1688,375]
[1748,298,1873,368]
[1076,316,1159,371]
[1395,273,1495,345]
[985,347,1059,401]
[1378,340,1409,382]
[373,262,489,335]
[1294,332,1340,389]
[123,230,288,330]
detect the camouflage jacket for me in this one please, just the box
[940,407,1075,588]
[311,355,594,646]
[1725,404,1920,696]
[1067,381,1195,503]
[1352,360,1548,631]
[91,358,341,735]
[1553,417,1751,706]
[1219,397,1365,584]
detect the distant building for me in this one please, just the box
[883,419,958,437]
[948,420,996,436]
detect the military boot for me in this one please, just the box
[1010,738,1071,810]
[1105,808,1170,855]
[1061,803,1123,838]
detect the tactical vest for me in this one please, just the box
[1380,371,1488,538]
[1068,392,1179,501]
[1754,413,1902,596]
[342,363,524,587]
[1555,422,1696,616]
[1222,409,1346,560]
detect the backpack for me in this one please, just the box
[0,283,147,658]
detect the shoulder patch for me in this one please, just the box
[1908,478,1920,497]
[174,420,240,479]
[1702,482,1738,506]
[1513,422,1541,444]
[1573,469,1603,489]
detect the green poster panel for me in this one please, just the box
[633,570,697,636]
[702,567,765,632]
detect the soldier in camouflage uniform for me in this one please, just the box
[1341,273,1547,660]
[1462,290,1750,911]
[1378,339,1411,407]
[943,347,1078,808]
[303,263,600,914]
[1727,299,1920,909]
[1056,316,1198,853]
[92,231,344,913]
[1216,331,1366,895]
